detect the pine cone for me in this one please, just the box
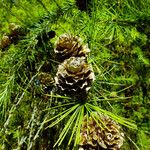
[36,72,54,93]
[0,35,11,49]
[9,23,26,44]
[54,34,90,61]
[79,113,124,150]
[55,57,94,96]
[9,23,22,36]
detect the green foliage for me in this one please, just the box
[0,0,150,149]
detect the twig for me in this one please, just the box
[3,64,43,129]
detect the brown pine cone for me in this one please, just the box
[37,72,54,93]
[9,23,26,44]
[9,23,22,36]
[55,57,94,96]
[0,35,11,49]
[54,34,90,61]
[79,113,124,150]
